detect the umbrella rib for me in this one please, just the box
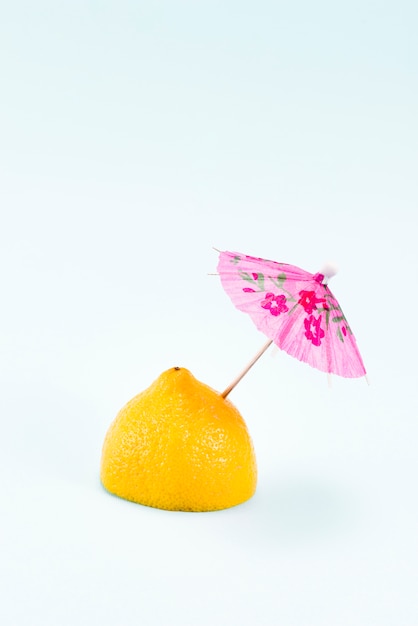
[221,339,273,399]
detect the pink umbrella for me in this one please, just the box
[217,250,367,397]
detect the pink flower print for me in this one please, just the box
[304,314,325,346]
[298,290,326,314]
[261,293,289,317]
[341,325,347,336]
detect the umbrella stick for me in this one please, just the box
[221,339,273,398]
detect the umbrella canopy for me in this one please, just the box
[217,250,366,386]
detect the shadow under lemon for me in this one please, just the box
[100,367,257,512]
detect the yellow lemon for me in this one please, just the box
[100,367,257,512]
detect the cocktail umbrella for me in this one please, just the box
[217,250,367,397]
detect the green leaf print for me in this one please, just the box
[239,270,265,291]
[268,272,295,301]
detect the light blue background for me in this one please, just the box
[1,2,417,625]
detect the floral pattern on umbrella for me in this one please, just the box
[217,250,366,378]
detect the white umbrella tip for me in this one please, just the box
[320,261,339,280]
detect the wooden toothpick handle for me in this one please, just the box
[221,339,273,398]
